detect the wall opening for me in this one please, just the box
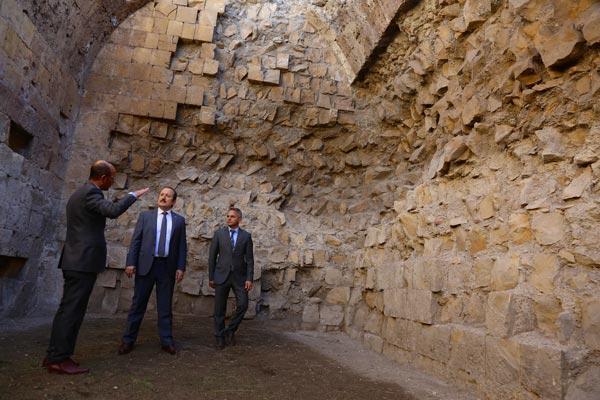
[7,121,33,158]
[0,255,27,279]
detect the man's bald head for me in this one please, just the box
[89,160,115,180]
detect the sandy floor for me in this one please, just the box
[0,315,476,400]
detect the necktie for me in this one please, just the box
[230,230,235,248]
[158,211,167,257]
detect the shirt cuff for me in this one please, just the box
[128,192,137,198]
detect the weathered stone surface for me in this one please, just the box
[530,253,559,294]
[562,167,592,200]
[320,304,344,326]
[531,212,565,245]
[582,299,600,350]
[534,23,586,68]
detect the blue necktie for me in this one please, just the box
[158,212,167,256]
[230,230,235,248]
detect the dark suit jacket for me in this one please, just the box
[60,183,137,273]
[208,226,254,285]
[126,209,187,276]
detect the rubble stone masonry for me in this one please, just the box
[1,0,599,398]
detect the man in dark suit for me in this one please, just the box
[209,206,254,349]
[44,160,148,374]
[118,187,187,355]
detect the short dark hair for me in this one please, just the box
[228,207,242,219]
[162,186,177,201]
[89,160,114,179]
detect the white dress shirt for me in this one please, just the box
[155,209,173,257]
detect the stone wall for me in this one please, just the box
[0,0,81,316]
[1,0,599,398]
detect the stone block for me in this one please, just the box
[364,333,384,353]
[448,325,485,381]
[320,304,344,326]
[198,43,215,60]
[130,153,145,172]
[407,289,438,324]
[324,268,343,285]
[383,287,407,318]
[151,49,172,67]
[205,0,226,14]
[532,212,565,245]
[364,310,383,335]
[164,102,178,120]
[96,269,119,288]
[185,86,204,106]
[150,121,168,139]
[530,253,559,294]
[325,286,350,305]
[194,25,214,42]
[247,64,263,83]
[181,23,196,40]
[199,106,216,125]
[490,252,520,291]
[199,8,218,26]
[203,59,219,76]
[132,47,153,64]
[155,2,177,18]
[486,290,536,337]
[415,324,452,363]
[166,20,184,36]
[582,299,600,350]
[176,6,198,24]
[302,302,320,324]
[284,88,301,104]
[276,53,289,70]
[179,270,203,295]
[188,58,204,75]
[518,335,565,400]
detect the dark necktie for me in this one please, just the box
[230,230,235,248]
[158,211,167,257]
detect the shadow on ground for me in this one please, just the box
[0,315,414,400]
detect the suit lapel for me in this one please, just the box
[150,210,158,248]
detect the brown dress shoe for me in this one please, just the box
[118,342,134,355]
[42,357,80,367]
[161,344,177,355]
[47,359,89,375]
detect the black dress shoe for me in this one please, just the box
[161,344,177,355]
[215,337,225,350]
[224,331,236,346]
[118,342,134,355]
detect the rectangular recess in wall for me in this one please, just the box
[0,255,27,278]
[8,121,33,158]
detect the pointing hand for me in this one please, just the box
[134,188,150,198]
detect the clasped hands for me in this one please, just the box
[125,266,185,283]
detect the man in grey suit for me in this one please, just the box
[118,187,187,355]
[44,160,148,374]
[209,207,254,349]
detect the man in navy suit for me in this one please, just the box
[118,187,187,355]
[208,207,254,349]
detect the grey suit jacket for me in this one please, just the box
[126,209,187,276]
[208,226,254,285]
[59,183,137,273]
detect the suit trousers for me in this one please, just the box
[122,258,175,346]
[213,272,248,337]
[47,270,97,363]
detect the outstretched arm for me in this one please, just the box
[85,187,137,219]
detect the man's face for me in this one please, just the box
[157,188,176,210]
[226,210,240,228]
[98,167,116,190]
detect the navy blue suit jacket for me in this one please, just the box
[126,209,187,276]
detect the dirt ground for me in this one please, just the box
[0,315,475,400]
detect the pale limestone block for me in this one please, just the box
[364,333,384,353]
[263,69,280,85]
[188,58,203,75]
[181,23,196,40]
[383,287,407,318]
[485,336,520,386]
[302,302,320,324]
[166,20,183,36]
[582,299,600,350]
[203,59,219,76]
[530,253,559,294]
[324,268,343,285]
[363,310,383,335]
[562,167,592,200]
[179,270,203,295]
[518,334,566,400]
[185,86,204,106]
[96,269,119,288]
[531,212,565,245]
[415,324,451,363]
[176,6,198,24]
[490,252,520,291]
[276,53,289,70]
[194,24,214,42]
[325,286,350,305]
[448,325,485,381]
[320,304,344,326]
